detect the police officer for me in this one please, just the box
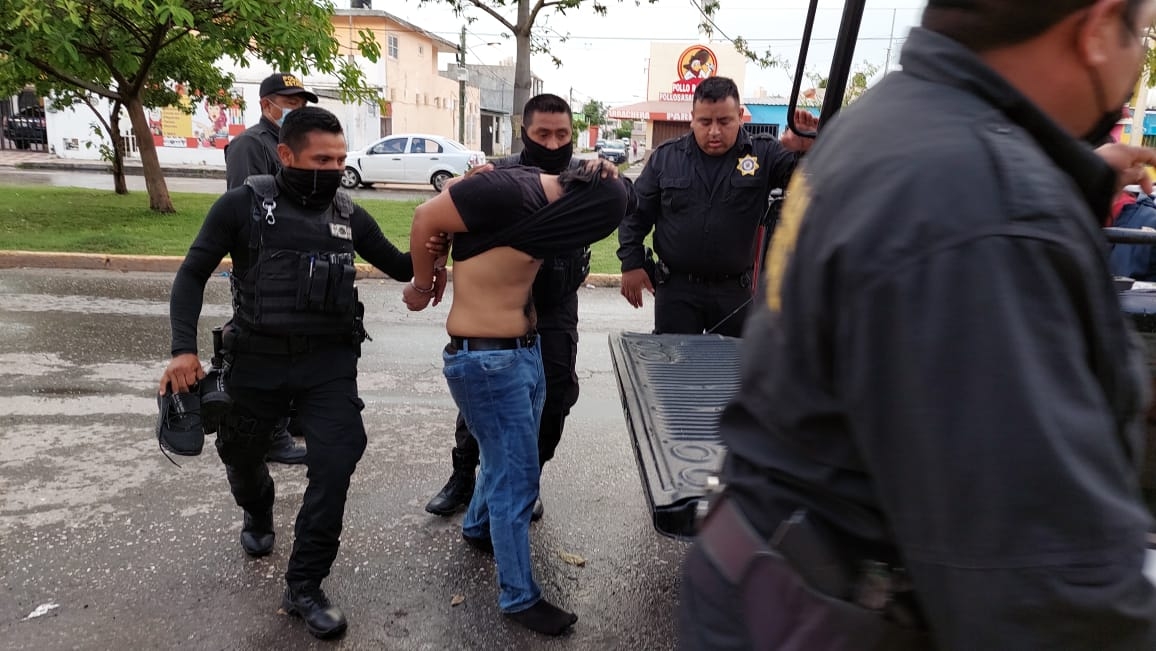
[159,107,417,640]
[680,1,1156,649]
[424,93,609,519]
[617,76,816,337]
[224,72,317,188]
[221,71,319,465]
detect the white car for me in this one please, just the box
[342,134,486,192]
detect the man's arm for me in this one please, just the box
[761,138,803,192]
[160,192,244,393]
[617,155,659,271]
[350,206,412,281]
[403,190,468,311]
[224,134,270,189]
[616,155,659,307]
[840,235,1156,649]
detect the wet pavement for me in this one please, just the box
[0,268,682,650]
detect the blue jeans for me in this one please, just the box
[442,339,546,613]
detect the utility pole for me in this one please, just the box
[883,8,897,74]
[1131,37,1152,147]
[458,25,467,143]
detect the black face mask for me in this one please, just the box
[279,166,342,209]
[520,127,573,174]
[1083,107,1126,146]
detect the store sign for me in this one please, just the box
[664,45,718,102]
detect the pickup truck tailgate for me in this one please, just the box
[608,332,741,539]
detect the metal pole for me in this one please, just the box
[459,25,466,143]
[884,8,897,74]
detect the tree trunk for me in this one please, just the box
[511,0,532,154]
[124,94,174,213]
[108,103,127,195]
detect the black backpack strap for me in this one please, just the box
[243,174,279,250]
[332,189,354,222]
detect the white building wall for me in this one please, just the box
[47,57,384,166]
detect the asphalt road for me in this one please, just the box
[0,268,684,650]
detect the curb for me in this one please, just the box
[0,251,625,287]
[11,160,227,180]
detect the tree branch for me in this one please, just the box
[22,57,118,100]
[127,22,172,96]
[81,95,114,136]
[465,0,516,34]
[527,0,569,28]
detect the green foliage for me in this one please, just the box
[582,99,607,126]
[0,0,381,107]
[0,185,627,274]
[804,60,879,108]
[0,1,383,211]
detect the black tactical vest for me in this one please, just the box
[231,175,357,336]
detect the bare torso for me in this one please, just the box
[444,174,563,338]
[446,248,542,337]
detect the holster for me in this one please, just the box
[696,497,932,651]
[200,324,234,435]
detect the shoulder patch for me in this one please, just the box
[765,172,811,313]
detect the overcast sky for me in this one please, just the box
[382,0,930,106]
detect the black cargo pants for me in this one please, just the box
[654,273,752,338]
[215,340,366,587]
[452,291,580,467]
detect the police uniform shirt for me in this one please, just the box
[168,179,413,356]
[617,129,799,276]
[223,117,281,190]
[721,27,1156,648]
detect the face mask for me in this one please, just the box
[1083,106,1125,145]
[520,127,573,174]
[275,106,292,128]
[279,166,342,209]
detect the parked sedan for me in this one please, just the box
[3,106,47,149]
[599,142,628,164]
[342,134,486,192]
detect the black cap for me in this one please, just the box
[259,73,319,104]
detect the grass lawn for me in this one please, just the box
[0,185,628,274]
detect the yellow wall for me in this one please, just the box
[331,14,479,148]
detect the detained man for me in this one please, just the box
[402,164,634,635]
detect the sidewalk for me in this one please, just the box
[0,149,226,179]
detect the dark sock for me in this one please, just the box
[462,532,493,554]
[505,599,578,636]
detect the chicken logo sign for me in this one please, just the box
[677,46,717,84]
[662,46,718,102]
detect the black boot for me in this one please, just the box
[425,448,477,516]
[240,506,274,557]
[282,583,347,640]
[266,422,306,465]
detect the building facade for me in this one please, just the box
[609,42,749,149]
[465,63,544,157]
[43,6,479,165]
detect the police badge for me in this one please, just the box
[736,154,760,176]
